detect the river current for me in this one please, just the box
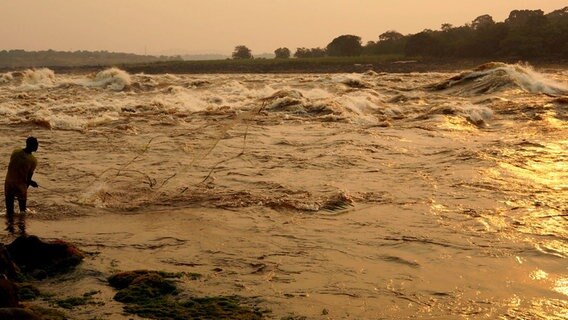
[0,62,566,319]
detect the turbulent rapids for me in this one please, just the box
[0,62,566,319]
[426,62,568,96]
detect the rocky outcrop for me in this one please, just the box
[0,245,19,281]
[6,235,84,277]
[0,307,41,320]
[0,279,18,308]
[0,235,84,319]
[108,270,265,319]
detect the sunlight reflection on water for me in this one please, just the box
[554,277,568,297]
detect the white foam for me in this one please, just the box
[466,63,567,96]
[31,106,120,131]
[301,88,332,100]
[220,80,249,96]
[429,63,568,97]
[50,114,89,131]
[133,74,161,87]
[13,68,57,90]
[508,65,568,96]
[22,68,55,85]
[167,86,213,111]
[457,104,493,126]
[339,93,382,114]
[84,68,132,91]
[0,72,14,84]
[0,103,17,117]
[263,89,306,113]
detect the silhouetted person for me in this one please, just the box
[4,137,38,235]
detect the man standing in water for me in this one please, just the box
[4,137,39,235]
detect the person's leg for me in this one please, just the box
[16,197,26,235]
[4,188,15,234]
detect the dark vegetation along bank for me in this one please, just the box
[0,236,273,320]
[0,50,180,69]
[363,7,568,60]
[1,7,567,74]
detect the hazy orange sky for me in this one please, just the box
[1,0,566,55]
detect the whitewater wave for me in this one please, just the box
[263,89,306,112]
[335,73,371,89]
[426,62,568,96]
[0,72,14,84]
[150,86,212,112]
[415,104,494,128]
[259,86,495,127]
[23,68,55,85]
[257,90,350,122]
[7,68,58,90]
[22,109,120,131]
[83,68,132,91]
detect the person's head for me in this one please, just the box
[25,136,38,152]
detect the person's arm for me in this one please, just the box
[27,162,38,188]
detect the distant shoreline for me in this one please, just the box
[4,57,568,74]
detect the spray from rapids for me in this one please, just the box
[427,62,568,96]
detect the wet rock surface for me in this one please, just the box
[108,270,267,319]
[0,235,84,319]
[6,235,84,277]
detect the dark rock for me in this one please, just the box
[0,236,80,320]
[0,308,41,320]
[0,279,19,308]
[28,306,67,320]
[108,270,265,320]
[29,269,48,280]
[17,284,40,301]
[6,235,84,276]
[108,270,177,303]
[0,245,19,280]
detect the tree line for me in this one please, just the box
[2,6,565,68]
[231,7,567,60]
[0,49,181,68]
